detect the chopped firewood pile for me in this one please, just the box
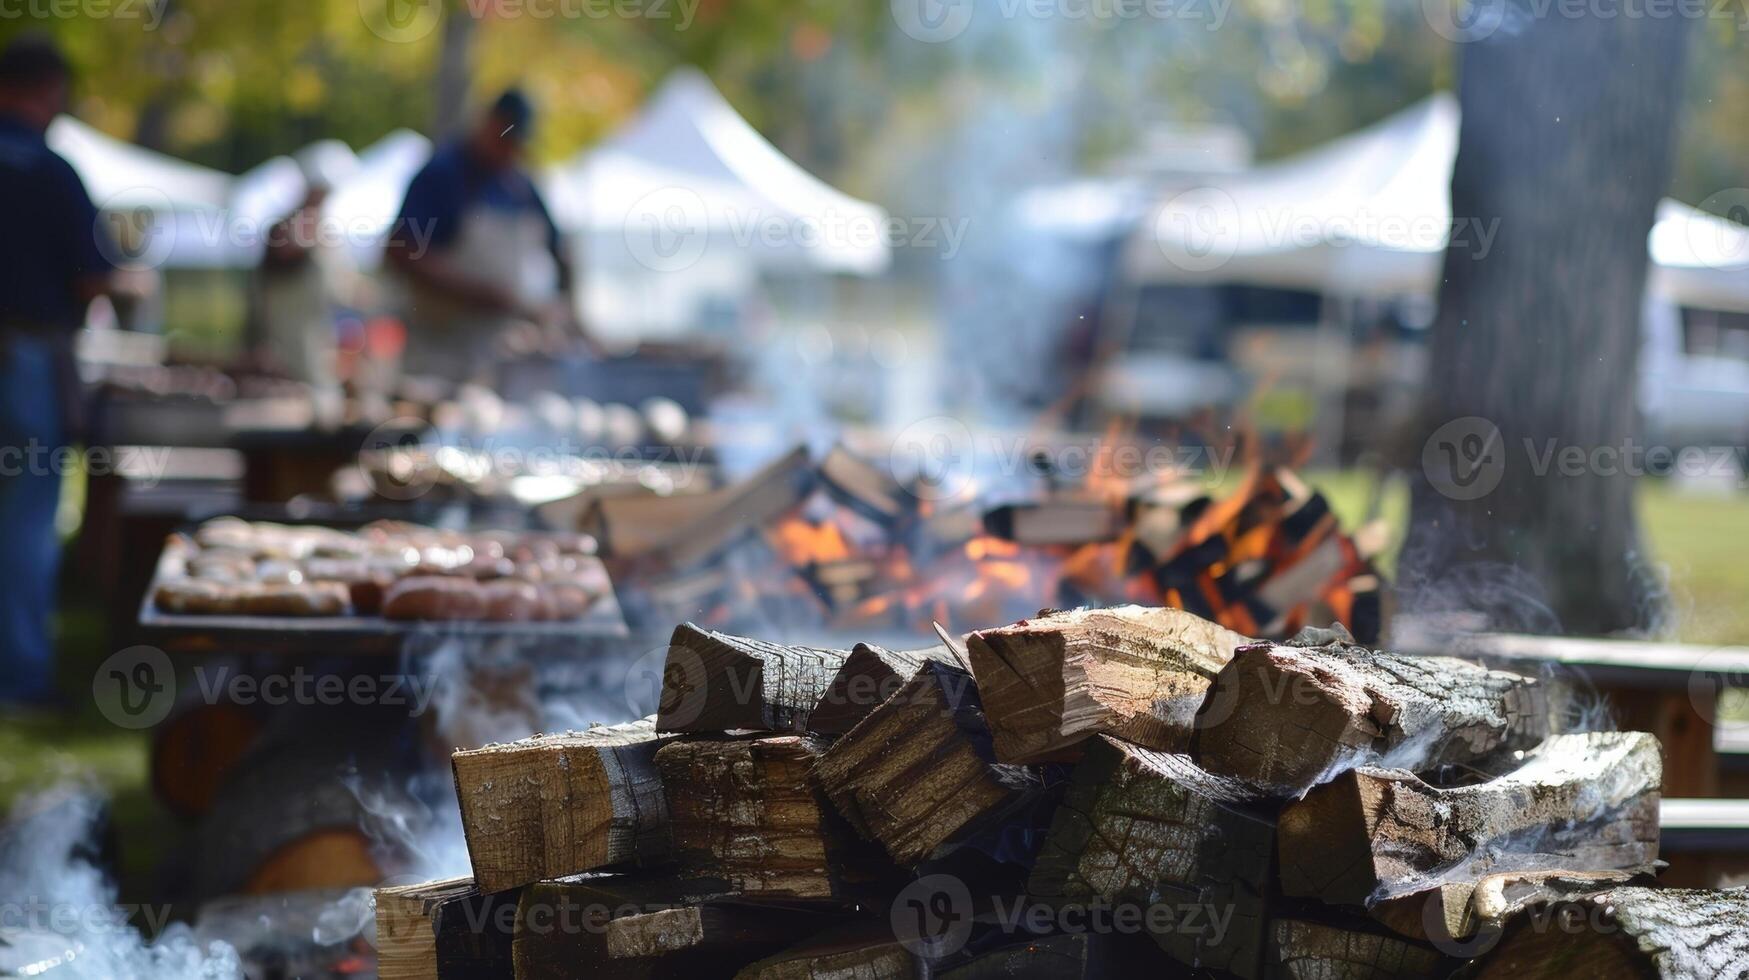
[576,443,1388,642]
[379,606,1749,979]
[151,517,609,622]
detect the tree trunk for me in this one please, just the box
[432,2,476,139]
[1402,3,1692,635]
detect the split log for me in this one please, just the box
[1468,887,1749,979]
[808,643,951,737]
[510,874,731,980]
[1278,732,1661,907]
[733,925,917,979]
[658,624,850,733]
[1193,629,1549,795]
[936,933,1170,979]
[656,735,884,897]
[375,876,524,980]
[820,443,913,527]
[376,876,470,980]
[604,903,856,962]
[1270,917,1447,980]
[1371,866,1657,949]
[814,662,1046,864]
[451,717,672,893]
[1028,735,1275,978]
[965,605,1249,763]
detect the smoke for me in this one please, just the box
[0,786,241,980]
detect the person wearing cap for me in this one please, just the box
[385,89,584,380]
[0,35,116,706]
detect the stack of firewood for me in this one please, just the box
[379,607,1748,979]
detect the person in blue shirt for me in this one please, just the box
[386,89,590,380]
[0,35,116,706]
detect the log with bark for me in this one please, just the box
[451,716,672,893]
[814,661,1047,865]
[1270,916,1448,980]
[509,874,740,980]
[1027,735,1275,978]
[376,876,472,980]
[965,605,1249,763]
[658,624,849,733]
[1278,732,1661,907]
[655,735,889,898]
[1193,628,1549,795]
[1467,887,1749,979]
[1370,866,1657,951]
[807,643,951,737]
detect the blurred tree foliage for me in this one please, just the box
[2,0,1744,210]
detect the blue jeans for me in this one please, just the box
[0,335,64,701]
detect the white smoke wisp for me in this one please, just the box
[0,785,242,980]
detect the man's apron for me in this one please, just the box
[399,204,559,381]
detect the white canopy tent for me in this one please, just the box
[321,128,431,269]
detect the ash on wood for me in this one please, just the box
[656,735,880,897]
[658,624,850,733]
[965,605,1249,763]
[732,925,917,980]
[808,643,951,737]
[1270,916,1447,980]
[451,716,672,893]
[1193,629,1549,795]
[1028,735,1275,978]
[1278,732,1661,907]
[814,661,1044,865]
[1470,887,1749,979]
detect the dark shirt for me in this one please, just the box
[0,115,114,329]
[392,140,562,258]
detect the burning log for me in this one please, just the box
[1469,887,1749,979]
[1277,732,1662,907]
[814,661,1047,864]
[732,924,916,979]
[965,605,1249,763]
[655,735,887,898]
[1027,735,1275,978]
[807,642,952,737]
[658,624,850,733]
[1192,627,1549,796]
[451,717,672,893]
[1268,916,1448,980]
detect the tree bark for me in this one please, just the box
[1469,887,1749,979]
[1403,1,1692,635]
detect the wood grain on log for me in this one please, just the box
[1193,632,1548,796]
[604,903,856,962]
[510,875,741,980]
[731,924,918,980]
[808,643,950,737]
[1469,887,1749,979]
[966,605,1249,763]
[1028,735,1275,978]
[658,624,849,733]
[451,717,671,893]
[1278,732,1661,907]
[1371,866,1656,948]
[1270,917,1447,980]
[814,661,1044,865]
[376,876,471,980]
[656,735,880,897]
